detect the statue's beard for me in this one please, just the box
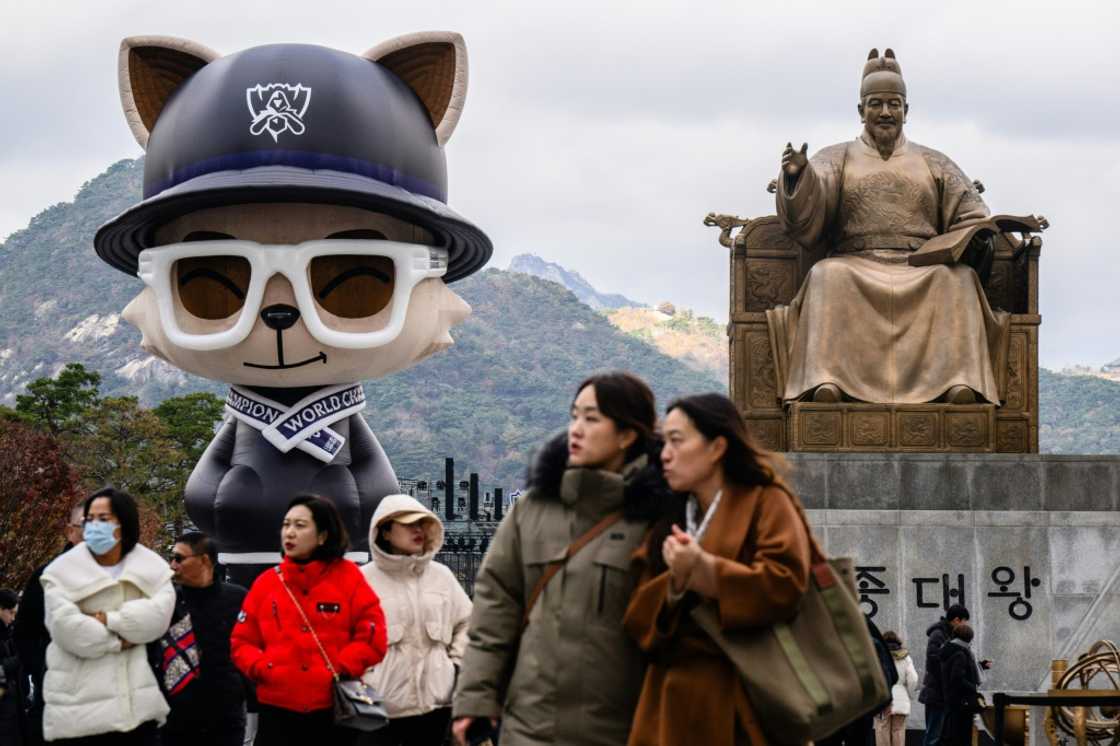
[868,122,901,150]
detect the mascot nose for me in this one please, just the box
[260,304,301,331]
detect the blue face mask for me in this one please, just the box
[83,521,120,556]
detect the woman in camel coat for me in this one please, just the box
[623,393,812,746]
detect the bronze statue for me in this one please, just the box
[769,48,1009,405]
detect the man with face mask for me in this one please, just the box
[39,488,175,744]
[770,48,1008,407]
[156,532,248,746]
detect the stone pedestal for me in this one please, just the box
[789,403,997,452]
[784,453,1120,727]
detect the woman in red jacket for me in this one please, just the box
[232,495,388,746]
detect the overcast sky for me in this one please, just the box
[2,0,1118,367]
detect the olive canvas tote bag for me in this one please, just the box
[690,488,889,744]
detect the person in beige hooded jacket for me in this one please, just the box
[361,494,472,745]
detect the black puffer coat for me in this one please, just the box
[938,640,982,746]
[918,619,952,706]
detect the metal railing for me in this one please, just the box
[435,531,493,597]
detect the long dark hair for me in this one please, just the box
[84,487,141,556]
[573,371,657,463]
[643,393,784,574]
[286,495,349,561]
[665,393,784,488]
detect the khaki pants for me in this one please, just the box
[874,712,907,746]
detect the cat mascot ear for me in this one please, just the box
[363,31,468,147]
[118,36,220,150]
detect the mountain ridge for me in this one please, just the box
[1,157,1116,482]
[508,253,641,310]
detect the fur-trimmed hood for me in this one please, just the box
[525,431,681,523]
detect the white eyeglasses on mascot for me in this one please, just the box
[95,34,492,584]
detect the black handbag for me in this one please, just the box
[275,567,389,732]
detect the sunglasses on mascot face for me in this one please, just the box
[137,240,449,351]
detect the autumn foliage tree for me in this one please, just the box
[11,364,225,553]
[0,420,84,589]
[67,396,188,548]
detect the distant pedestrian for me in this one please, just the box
[938,623,983,746]
[13,503,85,746]
[453,372,677,746]
[156,532,248,746]
[918,604,970,746]
[231,495,388,746]
[361,495,472,746]
[624,393,813,746]
[875,631,919,746]
[1,588,26,746]
[40,487,176,744]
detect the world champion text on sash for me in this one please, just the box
[223,383,366,463]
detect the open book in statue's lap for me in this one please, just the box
[769,49,1030,406]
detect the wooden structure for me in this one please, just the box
[711,213,1043,453]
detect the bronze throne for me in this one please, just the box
[707,210,1043,453]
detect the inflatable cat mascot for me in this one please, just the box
[94,34,491,583]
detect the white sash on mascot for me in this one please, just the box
[224,382,367,463]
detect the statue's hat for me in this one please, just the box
[860,48,907,98]
[96,39,491,282]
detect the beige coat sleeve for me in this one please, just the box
[452,501,525,719]
[905,655,920,698]
[447,568,473,665]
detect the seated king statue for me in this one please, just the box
[769,48,1008,406]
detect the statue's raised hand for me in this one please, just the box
[782,142,809,177]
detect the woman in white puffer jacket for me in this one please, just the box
[361,495,472,746]
[40,487,175,744]
[875,630,921,746]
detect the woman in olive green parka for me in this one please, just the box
[452,372,678,746]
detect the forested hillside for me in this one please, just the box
[0,159,722,485]
[1039,369,1120,453]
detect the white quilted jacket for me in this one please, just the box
[40,542,175,740]
[361,495,472,718]
[890,651,921,716]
